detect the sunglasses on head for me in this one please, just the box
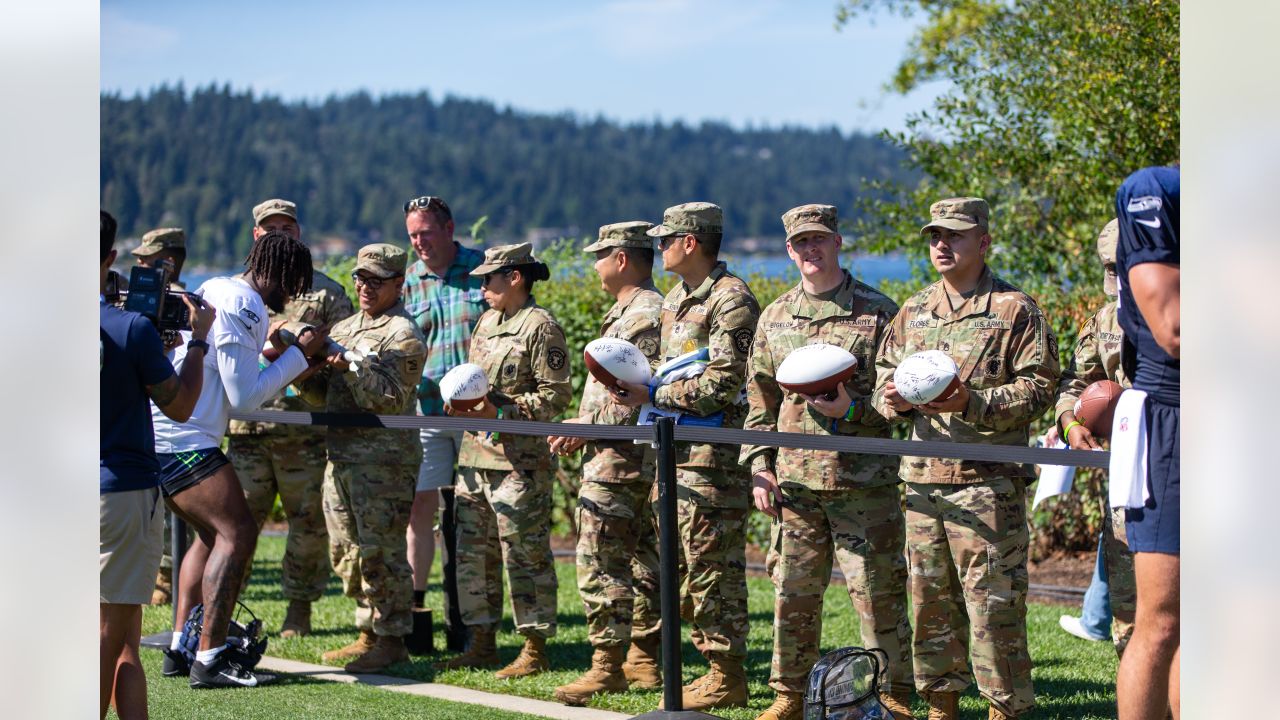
[403,195,447,215]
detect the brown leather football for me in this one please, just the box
[1074,380,1124,437]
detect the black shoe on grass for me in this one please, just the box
[189,652,275,689]
[161,647,192,677]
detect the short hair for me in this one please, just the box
[620,247,655,272]
[244,230,314,297]
[404,196,453,229]
[101,210,118,262]
[694,232,722,258]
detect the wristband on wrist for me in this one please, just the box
[187,338,210,354]
[1062,420,1083,437]
[842,399,858,422]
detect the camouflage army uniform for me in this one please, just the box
[873,254,1059,716]
[226,269,353,602]
[741,267,913,696]
[297,249,426,638]
[645,258,760,665]
[1056,221,1136,656]
[572,243,664,649]
[455,288,572,640]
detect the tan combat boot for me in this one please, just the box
[321,630,377,663]
[553,646,628,706]
[280,599,312,638]
[495,635,550,679]
[344,635,409,673]
[623,635,663,689]
[880,690,917,720]
[988,705,1017,720]
[923,690,960,720]
[680,660,749,710]
[433,626,501,670]
[755,690,804,720]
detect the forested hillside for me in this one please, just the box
[101,85,912,265]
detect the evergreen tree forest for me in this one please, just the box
[101,85,913,266]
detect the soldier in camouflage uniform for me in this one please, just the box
[1053,218,1136,656]
[226,199,354,638]
[741,205,914,720]
[295,243,426,673]
[548,222,664,706]
[872,198,1059,720]
[436,243,572,679]
[610,202,760,712]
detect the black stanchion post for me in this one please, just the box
[631,417,723,720]
[440,486,466,652]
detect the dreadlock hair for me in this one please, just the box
[244,230,313,297]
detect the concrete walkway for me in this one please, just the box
[256,655,630,720]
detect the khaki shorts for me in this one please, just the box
[100,487,164,605]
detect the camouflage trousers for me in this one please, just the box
[904,478,1035,717]
[322,462,417,637]
[766,483,914,694]
[574,478,661,648]
[454,467,558,639]
[1102,504,1136,656]
[227,434,330,602]
[642,469,749,664]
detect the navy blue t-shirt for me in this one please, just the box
[100,302,175,493]
[1115,165,1180,407]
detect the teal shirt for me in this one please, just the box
[402,243,488,415]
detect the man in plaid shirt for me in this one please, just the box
[400,195,487,610]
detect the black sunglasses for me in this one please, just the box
[482,268,515,287]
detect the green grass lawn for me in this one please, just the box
[139,535,1118,719]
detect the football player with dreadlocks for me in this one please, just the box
[152,230,329,689]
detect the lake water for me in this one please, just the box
[181,253,917,293]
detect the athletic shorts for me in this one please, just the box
[100,486,164,604]
[157,447,231,498]
[416,426,462,492]
[1125,401,1179,555]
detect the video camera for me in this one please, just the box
[120,265,193,333]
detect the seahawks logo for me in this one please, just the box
[239,308,261,325]
[547,347,566,371]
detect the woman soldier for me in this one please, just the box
[436,242,572,678]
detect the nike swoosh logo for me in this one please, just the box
[1135,217,1161,229]
[218,670,258,686]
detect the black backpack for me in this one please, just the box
[804,647,892,720]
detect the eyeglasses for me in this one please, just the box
[351,272,402,290]
[403,195,449,215]
[482,268,514,287]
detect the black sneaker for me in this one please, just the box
[189,652,275,689]
[161,647,192,677]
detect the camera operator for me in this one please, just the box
[152,229,327,689]
[100,210,213,720]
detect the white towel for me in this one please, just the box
[1108,389,1151,509]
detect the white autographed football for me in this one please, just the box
[776,343,857,397]
[440,363,489,411]
[894,350,961,405]
[584,338,652,389]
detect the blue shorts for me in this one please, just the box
[157,447,231,498]
[1125,401,1179,554]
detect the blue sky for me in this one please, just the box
[101,0,944,135]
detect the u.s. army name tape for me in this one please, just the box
[229,410,1110,469]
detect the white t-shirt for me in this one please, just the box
[153,276,309,453]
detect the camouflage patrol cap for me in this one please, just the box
[1097,218,1120,296]
[252,198,298,225]
[131,227,185,257]
[646,202,723,237]
[584,221,656,253]
[470,242,540,276]
[354,243,409,279]
[920,197,989,234]
[782,204,838,243]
